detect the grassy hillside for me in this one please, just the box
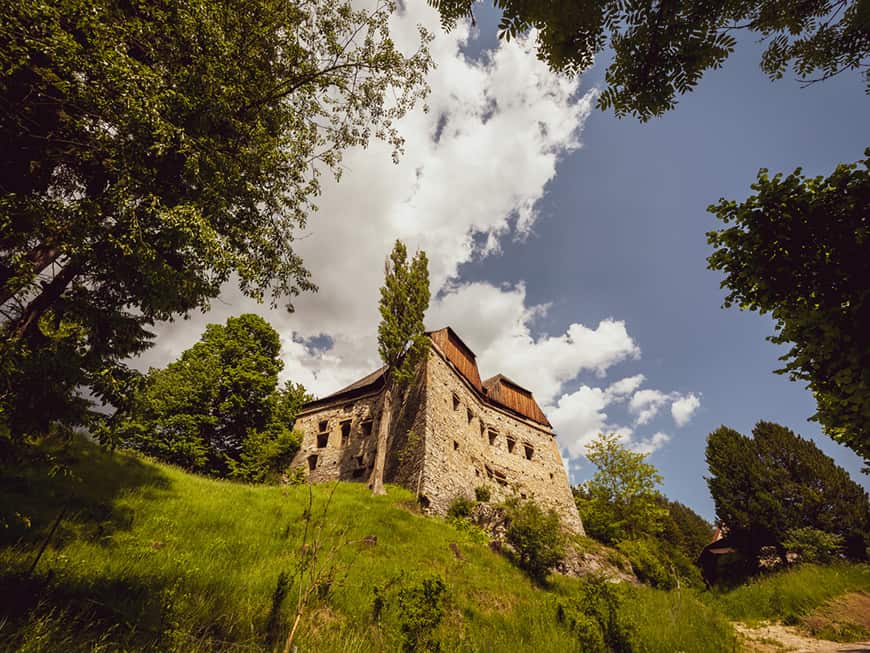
[0,438,833,652]
[706,563,870,624]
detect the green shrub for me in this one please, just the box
[505,500,565,583]
[557,576,636,653]
[397,575,447,652]
[616,538,704,589]
[783,527,844,564]
[617,539,674,589]
[475,486,492,502]
[447,495,475,519]
[229,427,302,483]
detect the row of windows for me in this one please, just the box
[316,417,373,448]
[306,449,376,473]
[451,392,535,460]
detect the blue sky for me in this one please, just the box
[459,4,870,516]
[146,1,869,521]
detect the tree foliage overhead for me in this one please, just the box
[0,0,431,440]
[115,314,310,480]
[706,421,870,563]
[574,432,669,544]
[369,239,430,495]
[430,0,870,120]
[707,152,870,468]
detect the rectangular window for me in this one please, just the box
[318,419,328,432]
[361,420,373,437]
[466,407,473,423]
[307,454,318,470]
[340,420,351,446]
[506,436,516,454]
[452,393,461,411]
[317,432,329,448]
[453,440,459,451]
[524,444,534,460]
[488,430,498,446]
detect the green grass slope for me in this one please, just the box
[1,440,737,652]
[706,563,870,624]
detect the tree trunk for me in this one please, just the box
[8,259,80,342]
[369,383,392,496]
[0,242,61,306]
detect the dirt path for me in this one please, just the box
[734,622,870,653]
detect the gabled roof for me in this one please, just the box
[299,327,552,428]
[427,327,483,392]
[299,366,386,412]
[482,374,551,427]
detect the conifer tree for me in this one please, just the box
[369,241,429,495]
[706,421,870,563]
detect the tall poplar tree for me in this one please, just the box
[369,241,429,496]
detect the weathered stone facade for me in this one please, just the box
[290,328,584,533]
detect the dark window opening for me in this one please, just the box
[488,430,498,446]
[452,393,461,410]
[520,492,527,499]
[480,422,486,437]
[506,437,516,454]
[319,420,328,432]
[361,420,373,437]
[317,432,329,448]
[475,468,480,477]
[549,472,554,480]
[524,444,534,460]
[307,454,318,470]
[453,440,459,451]
[340,420,351,446]
[466,407,473,423]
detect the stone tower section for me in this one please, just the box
[290,327,584,534]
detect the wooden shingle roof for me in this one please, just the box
[299,327,552,428]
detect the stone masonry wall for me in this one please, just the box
[290,347,583,534]
[292,394,382,483]
[420,348,584,533]
[290,362,428,488]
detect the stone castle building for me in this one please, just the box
[290,327,584,533]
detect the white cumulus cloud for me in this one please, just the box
[671,393,701,427]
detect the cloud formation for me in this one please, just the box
[136,3,698,468]
[671,393,701,427]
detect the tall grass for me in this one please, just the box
[625,585,740,653]
[0,440,580,651]
[14,440,864,652]
[706,563,870,623]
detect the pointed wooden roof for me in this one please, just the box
[482,374,551,427]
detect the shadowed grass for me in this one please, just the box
[0,438,756,652]
[0,440,578,651]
